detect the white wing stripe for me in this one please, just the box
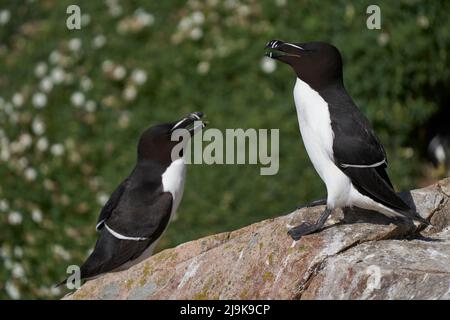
[104,223,148,241]
[340,159,386,168]
[96,220,105,231]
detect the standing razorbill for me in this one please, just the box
[61,112,205,284]
[265,40,429,240]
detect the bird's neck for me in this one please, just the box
[135,159,168,182]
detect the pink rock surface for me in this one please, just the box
[65,178,450,300]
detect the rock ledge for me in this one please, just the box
[65,178,450,300]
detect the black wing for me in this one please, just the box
[329,97,420,219]
[96,176,131,231]
[80,191,173,280]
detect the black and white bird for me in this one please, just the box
[63,112,205,283]
[265,40,429,240]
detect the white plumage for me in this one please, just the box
[162,157,186,220]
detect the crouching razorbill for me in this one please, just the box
[60,112,205,285]
[265,40,429,240]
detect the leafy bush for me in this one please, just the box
[0,0,448,299]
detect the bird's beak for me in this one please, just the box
[265,39,304,63]
[170,111,206,135]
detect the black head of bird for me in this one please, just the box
[265,40,343,90]
[137,111,204,165]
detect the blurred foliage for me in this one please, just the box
[0,0,448,299]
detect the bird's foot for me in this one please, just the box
[288,222,320,240]
[296,198,327,210]
[288,208,332,240]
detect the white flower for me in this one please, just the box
[53,245,71,260]
[40,77,53,93]
[12,93,24,107]
[189,27,203,41]
[131,69,147,85]
[85,100,97,112]
[135,9,155,26]
[5,282,20,300]
[112,65,126,80]
[49,50,62,64]
[118,112,130,128]
[191,11,205,25]
[43,179,55,190]
[24,167,37,181]
[97,193,109,206]
[275,0,287,7]
[68,38,82,52]
[92,34,107,48]
[80,77,93,91]
[123,85,137,101]
[36,137,49,152]
[0,146,10,161]
[0,199,9,211]
[34,62,48,78]
[8,211,23,225]
[13,247,23,258]
[12,263,25,278]
[19,133,32,149]
[417,15,429,29]
[106,0,123,17]
[71,92,85,107]
[10,141,21,154]
[0,10,10,25]
[102,60,114,73]
[225,0,238,9]
[32,92,47,108]
[197,61,210,74]
[4,257,13,269]
[3,102,13,114]
[178,17,193,31]
[32,118,45,135]
[50,144,65,156]
[17,157,28,169]
[260,56,277,74]
[237,5,250,16]
[207,0,219,6]
[51,67,65,84]
[32,209,43,223]
[377,33,390,46]
[81,13,91,27]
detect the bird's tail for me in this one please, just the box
[409,210,431,226]
[394,206,431,226]
[55,278,67,288]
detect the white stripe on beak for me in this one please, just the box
[284,43,305,51]
[172,118,186,131]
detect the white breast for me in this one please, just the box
[293,78,351,209]
[162,158,186,219]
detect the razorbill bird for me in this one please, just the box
[61,112,205,284]
[265,40,429,240]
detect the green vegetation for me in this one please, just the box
[0,0,448,299]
